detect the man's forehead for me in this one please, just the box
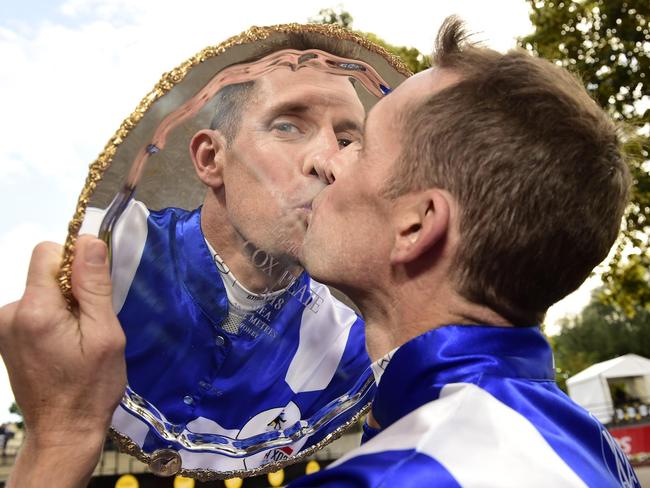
[362,82,409,155]
[393,68,462,104]
[365,68,459,128]
[255,68,363,108]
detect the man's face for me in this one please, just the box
[220,67,365,260]
[302,68,459,289]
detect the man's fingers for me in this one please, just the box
[71,235,114,318]
[25,242,64,290]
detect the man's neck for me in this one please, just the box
[200,194,303,294]
[353,277,512,362]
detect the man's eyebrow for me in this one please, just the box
[267,93,359,116]
[334,117,364,134]
[267,101,310,116]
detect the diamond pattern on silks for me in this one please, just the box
[221,312,243,334]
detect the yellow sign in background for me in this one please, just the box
[224,477,243,488]
[115,474,139,488]
[267,469,285,487]
[173,475,196,488]
[305,460,321,474]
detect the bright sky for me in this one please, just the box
[0,0,599,422]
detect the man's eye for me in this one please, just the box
[338,138,353,148]
[337,137,362,150]
[272,122,300,133]
[337,133,361,149]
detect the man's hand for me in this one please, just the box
[0,235,126,487]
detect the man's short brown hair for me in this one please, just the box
[386,17,631,325]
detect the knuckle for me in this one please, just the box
[30,241,64,268]
[12,290,69,338]
[98,337,126,365]
[14,301,50,333]
[89,317,126,354]
[32,241,60,257]
[110,329,127,353]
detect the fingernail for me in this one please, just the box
[85,240,107,265]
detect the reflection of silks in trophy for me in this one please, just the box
[109,371,375,473]
[80,197,375,472]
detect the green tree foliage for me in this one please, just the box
[552,290,650,391]
[9,401,24,429]
[309,7,429,73]
[520,0,650,316]
[309,5,354,29]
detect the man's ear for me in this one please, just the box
[390,189,450,265]
[190,129,228,188]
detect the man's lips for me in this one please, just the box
[297,201,313,211]
[304,195,325,228]
[311,192,324,212]
[290,201,313,228]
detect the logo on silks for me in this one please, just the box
[267,412,288,431]
[264,411,294,462]
[600,426,640,487]
[238,402,309,467]
[263,445,295,463]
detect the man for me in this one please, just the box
[78,39,373,464]
[291,18,639,486]
[0,423,13,457]
[0,17,640,487]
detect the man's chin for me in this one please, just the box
[274,230,305,265]
[297,233,324,276]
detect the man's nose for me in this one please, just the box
[302,132,340,183]
[303,138,359,185]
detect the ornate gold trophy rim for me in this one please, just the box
[109,402,370,481]
[58,23,410,479]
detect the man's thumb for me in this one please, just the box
[71,235,113,315]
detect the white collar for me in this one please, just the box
[371,347,399,385]
[205,238,286,312]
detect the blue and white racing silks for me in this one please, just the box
[289,325,640,487]
[80,200,371,470]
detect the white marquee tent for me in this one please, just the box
[566,353,650,424]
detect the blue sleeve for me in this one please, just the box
[288,450,462,488]
[360,418,381,444]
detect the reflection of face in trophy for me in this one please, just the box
[191,66,364,284]
[71,27,409,478]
